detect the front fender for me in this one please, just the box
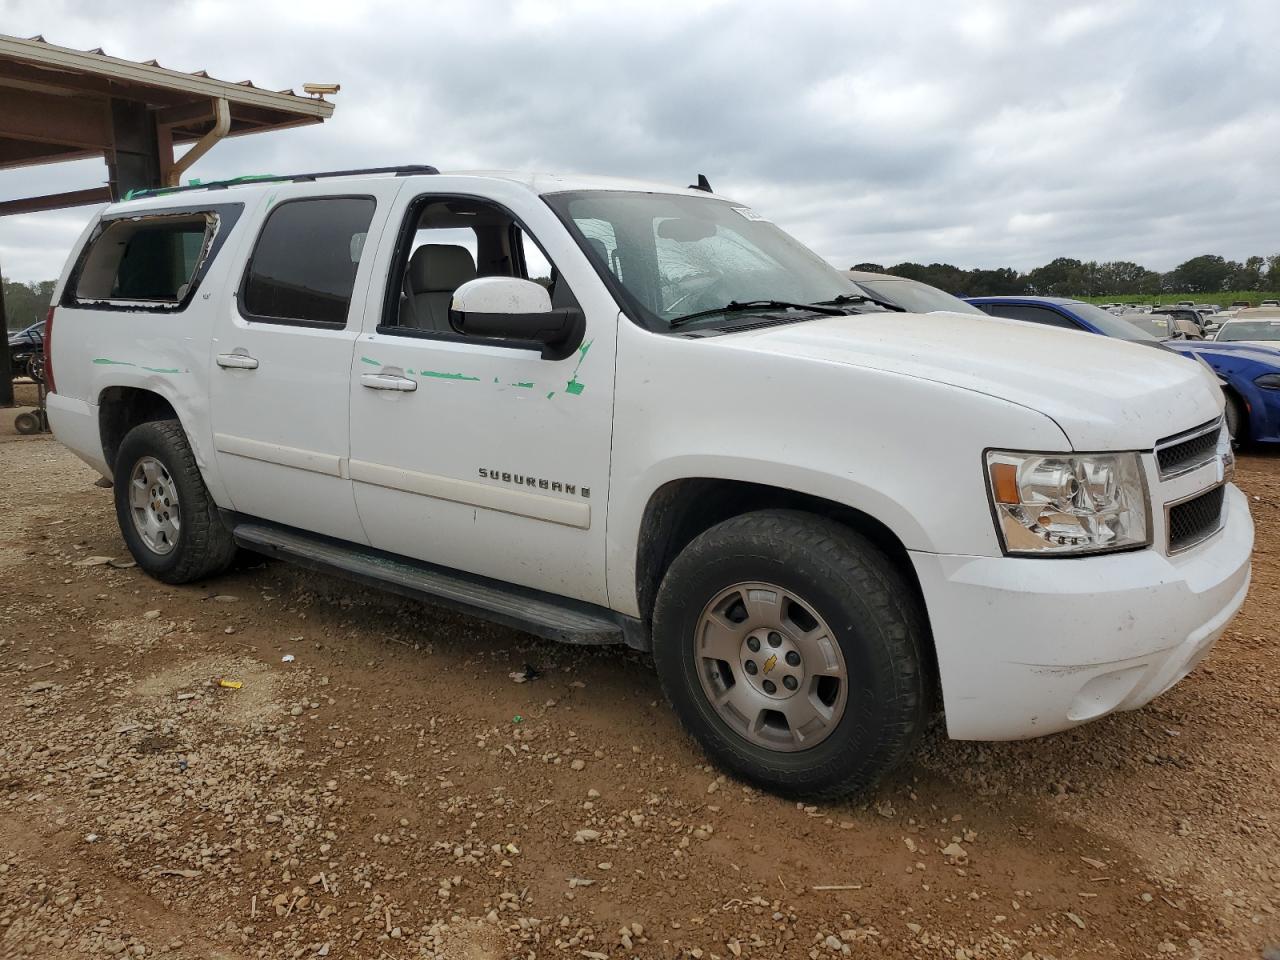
[606,325,1070,616]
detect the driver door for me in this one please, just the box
[347,180,619,606]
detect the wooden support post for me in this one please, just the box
[0,266,14,407]
[105,98,163,200]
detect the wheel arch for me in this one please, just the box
[1222,383,1248,440]
[634,477,938,699]
[98,386,181,469]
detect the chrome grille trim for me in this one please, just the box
[1154,417,1223,481]
[1165,483,1226,554]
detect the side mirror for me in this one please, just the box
[449,277,583,360]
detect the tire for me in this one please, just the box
[1223,392,1244,443]
[651,509,928,799]
[14,411,39,435]
[113,419,236,584]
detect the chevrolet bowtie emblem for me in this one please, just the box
[762,654,778,675]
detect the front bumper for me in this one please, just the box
[911,483,1253,741]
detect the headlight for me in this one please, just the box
[986,451,1150,556]
[1256,373,1280,390]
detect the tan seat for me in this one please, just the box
[402,244,477,331]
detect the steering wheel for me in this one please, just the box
[663,271,723,314]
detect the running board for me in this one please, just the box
[232,522,625,646]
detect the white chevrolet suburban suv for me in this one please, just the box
[45,165,1253,797]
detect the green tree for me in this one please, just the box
[1168,255,1232,294]
[1263,254,1280,289]
[968,267,1025,295]
[1230,256,1265,291]
[1096,261,1149,296]
[2,278,55,332]
[1025,258,1087,296]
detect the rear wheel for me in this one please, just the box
[651,509,928,798]
[113,420,236,584]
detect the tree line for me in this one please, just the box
[3,278,55,332]
[852,254,1280,299]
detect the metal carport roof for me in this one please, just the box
[0,32,338,404]
[0,32,337,215]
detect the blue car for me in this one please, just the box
[967,297,1280,444]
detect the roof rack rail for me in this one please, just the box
[126,164,440,200]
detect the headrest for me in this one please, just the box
[407,244,477,293]
[585,237,608,261]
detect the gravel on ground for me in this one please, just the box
[1,396,1276,959]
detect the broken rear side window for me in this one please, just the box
[70,212,217,308]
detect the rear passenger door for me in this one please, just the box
[208,183,402,542]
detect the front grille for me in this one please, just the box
[1168,485,1225,553]
[1155,419,1221,479]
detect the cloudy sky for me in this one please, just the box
[2,0,1278,282]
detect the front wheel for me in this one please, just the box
[113,419,236,584]
[651,509,929,798]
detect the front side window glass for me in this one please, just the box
[386,197,570,337]
[1066,302,1159,341]
[988,303,1081,330]
[243,197,376,326]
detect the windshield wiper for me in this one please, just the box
[815,293,906,313]
[669,299,849,329]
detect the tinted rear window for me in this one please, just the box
[242,197,376,326]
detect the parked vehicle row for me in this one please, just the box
[6,319,45,379]
[45,169,1254,797]
[1212,310,1280,345]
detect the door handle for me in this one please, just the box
[360,372,417,392]
[216,353,259,370]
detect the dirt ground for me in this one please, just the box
[1,386,1277,960]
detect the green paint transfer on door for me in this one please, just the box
[93,358,180,373]
[419,371,480,382]
[562,338,593,397]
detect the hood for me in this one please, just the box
[724,311,1221,450]
[1167,339,1280,367]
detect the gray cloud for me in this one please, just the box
[2,0,1278,282]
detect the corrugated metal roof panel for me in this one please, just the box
[2,33,334,118]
